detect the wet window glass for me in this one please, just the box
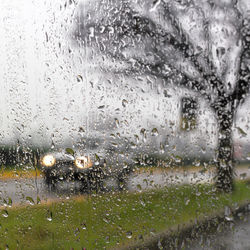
[0,0,250,249]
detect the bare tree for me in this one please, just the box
[74,0,250,192]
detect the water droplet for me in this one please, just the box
[37,196,41,204]
[74,228,80,236]
[98,105,105,109]
[26,197,35,206]
[216,47,226,59]
[136,184,142,191]
[46,210,53,221]
[236,127,247,137]
[95,154,100,165]
[3,197,12,208]
[66,148,75,156]
[240,173,247,180]
[134,134,139,143]
[77,75,83,82]
[81,223,87,230]
[126,231,132,239]
[160,143,165,154]
[103,217,110,224]
[164,90,171,98]
[122,99,128,107]
[111,142,118,148]
[105,236,110,243]
[150,0,161,12]
[224,206,233,222]
[151,128,159,136]
[115,118,119,128]
[140,128,147,142]
[2,210,8,218]
[185,198,190,205]
[79,127,85,137]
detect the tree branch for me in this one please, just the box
[161,1,225,97]
[100,50,212,102]
[231,18,250,107]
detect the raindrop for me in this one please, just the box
[46,210,53,221]
[134,135,139,143]
[160,143,165,154]
[66,148,75,156]
[2,210,8,218]
[111,142,118,148]
[115,118,119,128]
[26,197,35,206]
[45,32,49,42]
[110,134,116,139]
[81,222,87,230]
[79,127,85,137]
[126,231,133,239]
[74,228,80,237]
[77,75,83,82]
[158,240,163,250]
[196,192,201,197]
[216,47,226,59]
[236,127,247,137]
[163,90,171,98]
[136,184,142,191]
[184,198,190,205]
[151,128,159,136]
[140,128,146,136]
[194,160,200,167]
[103,217,110,224]
[3,197,12,208]
[105,236,110,243]
[150,0,161,12]
[95,154,100,165]
[140,128,147,142]
[240,173,247,180]
[224,206,234,222]
[37,196,41,204]
[122,99,128,107]
[140,200,146,207]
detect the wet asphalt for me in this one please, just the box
[186,212,250,250]
[0,166,249,206]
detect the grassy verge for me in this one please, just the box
[0,182,250,249]
[0,168,42,179]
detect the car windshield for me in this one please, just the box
[0,0,250,249]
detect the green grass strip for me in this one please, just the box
[0,182,250,249]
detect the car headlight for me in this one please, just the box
[75,156,93,169]
[41,154,56,167]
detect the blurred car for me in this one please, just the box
[39,147,134,191]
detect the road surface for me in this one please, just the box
[0,166,249,206]
[186,211,250,250]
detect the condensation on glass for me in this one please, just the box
[0,0,249,249]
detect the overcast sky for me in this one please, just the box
[0,0,249,160]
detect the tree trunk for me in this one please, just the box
[215,107,234,192]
